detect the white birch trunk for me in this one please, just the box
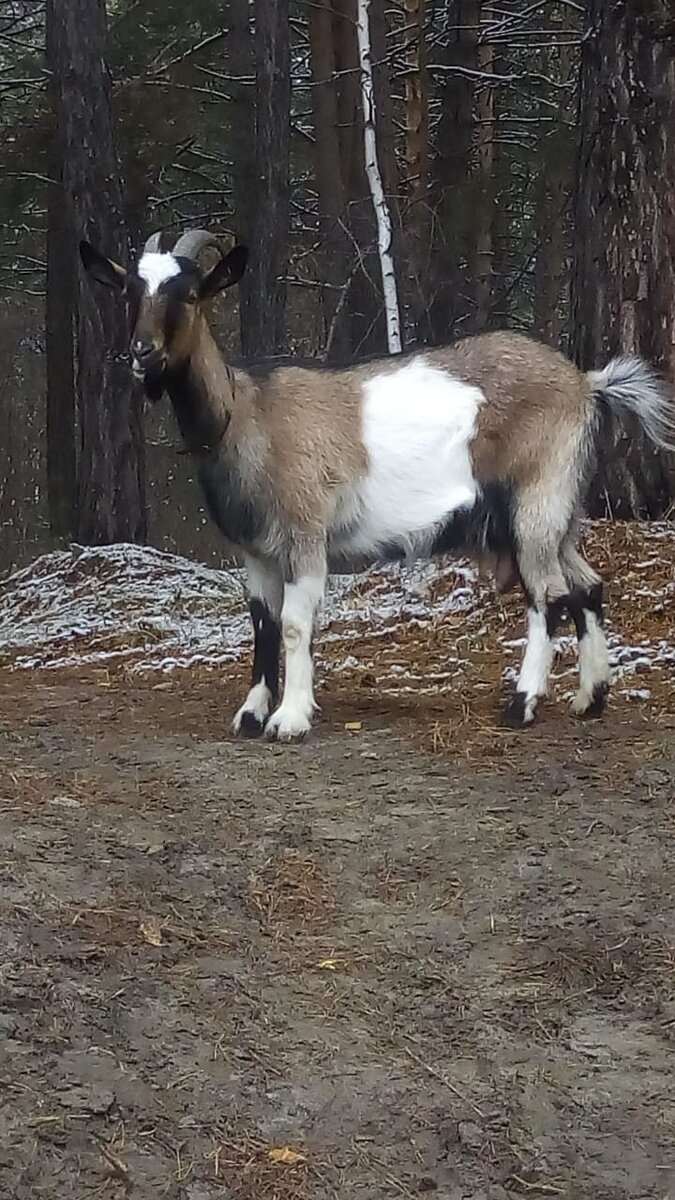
[356,0,402,354]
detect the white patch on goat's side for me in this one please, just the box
[572,610,610,714]
[233,679,273,732]
[517,608,554,720]
[267,574,324,741]
[333,357,483,561]
[138,252,182,295]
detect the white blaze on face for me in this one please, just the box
[137,252,182,296]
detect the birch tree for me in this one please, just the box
[356,0,402,354]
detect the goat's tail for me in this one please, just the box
[587,356,675,452]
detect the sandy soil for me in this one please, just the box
[1,669,674,1200]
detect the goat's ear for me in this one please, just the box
[79,240,127,290]
[199,245,248,300]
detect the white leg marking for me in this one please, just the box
[245,555,283,618]
[266,573,324,742]
[517,609,554,723]
[572,611,610,714]
[233,678,273,733]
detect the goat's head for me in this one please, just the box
[79,230,248,399]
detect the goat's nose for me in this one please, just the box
[133,338,155,360]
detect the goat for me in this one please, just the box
[80,228,675,741]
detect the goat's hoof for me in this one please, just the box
[572,681,609,719]
[235,710,266,738]
[265,705,313,742]
[502,691,536,729]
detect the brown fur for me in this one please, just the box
[226,333,594,544]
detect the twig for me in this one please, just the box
[405,1046,485,1118]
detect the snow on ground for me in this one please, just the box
[0,524,673,703]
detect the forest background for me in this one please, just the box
[1,0,674,572]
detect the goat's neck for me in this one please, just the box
[166,320,237,454]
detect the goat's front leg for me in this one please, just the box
[266,546,326,742]
[233,555,283,737]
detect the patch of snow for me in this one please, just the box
[0,533,673,709]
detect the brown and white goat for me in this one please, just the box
[80,229,675,740]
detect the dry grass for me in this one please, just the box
[248,853,337,935]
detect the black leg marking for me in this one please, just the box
[567,582,604,642]
[545,595,570,639]
[502,691,529,729]
[235,598,281,737]
[249,598,281,698]
[239,709,266,738]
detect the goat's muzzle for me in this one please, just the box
[131,342,166,379]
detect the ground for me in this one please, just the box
[1,667,674,1200]
[0,523,674,1199]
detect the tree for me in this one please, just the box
[45,15,76,540]
[403,0,431,340]
[309,0,356,361]
[428,0,481,343]
[470,1,495,332]
[47,0,146,544]
[572,0,675,517]
[356,0,402,353]
[230,0,255,288]
[239,0,291,358]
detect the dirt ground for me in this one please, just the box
[1,668,674,1200]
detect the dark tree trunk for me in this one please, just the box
[533,122,567,347]
[308,0,395,360]
[47,0,146,544]
[403,0,431,342]
[429,0,480,343]
[230,0,255,354]
[239,0,290,358]
[308,0,353,361]
[470,2,495,333]
[45,38,76,540]
[571,0,675,517]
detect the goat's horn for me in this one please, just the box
[142,230,165,255]
[172,229,223,261]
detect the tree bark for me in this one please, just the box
[239,0,290,358]
[47,0,146,544]
[45,29,76,540]
[429,0,480,343]
[403,0,431,340]
[470,1,495,332]
[533,120,566,347]
[308,0,353,361]
[356,0,402,353]
[230,0,255,354]
[571,0,675,517]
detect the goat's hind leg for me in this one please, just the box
[502,543,569,729]
[561,545,610,717]
[233,555,283,737]
[503,593,560,728]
